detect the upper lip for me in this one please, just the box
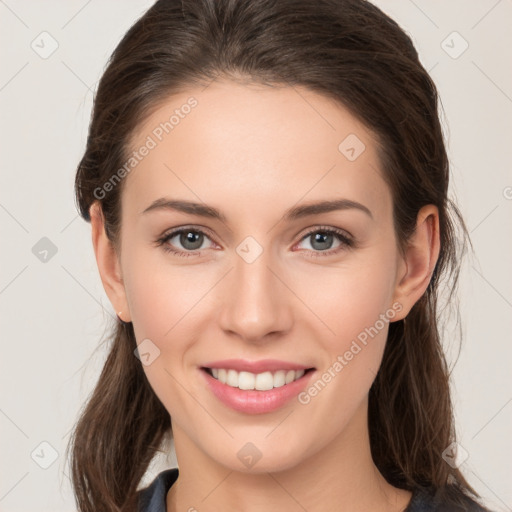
[201,359,314,373]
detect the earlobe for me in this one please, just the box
[89,202,131,322]
[391,205,440,321]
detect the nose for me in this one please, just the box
[217,246,293,343]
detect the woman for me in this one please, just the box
[67,0,494,510]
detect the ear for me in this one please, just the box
[391,204,441,321]
[89,202,131,322]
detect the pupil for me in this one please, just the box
[312,232,332,250]
[182,231,203,250]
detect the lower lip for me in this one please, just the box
[200,368,315,414]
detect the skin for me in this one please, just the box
[90,79,440,512]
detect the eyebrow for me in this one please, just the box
[141,197,373,222]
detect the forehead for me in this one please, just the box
[122,80,391,225]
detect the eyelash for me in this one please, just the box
[155,225,355,259]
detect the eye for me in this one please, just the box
[155,227,216,257]
[295,226,354,257]
[155,225,355,258]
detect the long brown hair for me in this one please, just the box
[68,0,487,510]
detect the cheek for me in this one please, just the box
[300,256,398,349]
[292,252,398,417]
[123,256,201,419]
[122,246,213,381]
[289,271,396,453]
[130,279,173,331]
[123,245,198,340]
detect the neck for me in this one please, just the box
[166,400,412,512]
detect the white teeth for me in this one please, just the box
[238,371,255,390]
[273,370,286,388]
[208,368,307,390]
[255,371,274,391]
[226,369,239,387]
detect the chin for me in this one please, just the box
[207,439,308,475]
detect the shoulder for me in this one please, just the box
[138,468,179,512]
[406,484,495,512]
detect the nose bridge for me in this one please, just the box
[218,238,291,340]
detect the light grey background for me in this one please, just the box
[0,1,511,511]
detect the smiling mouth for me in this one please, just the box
[201,367,315,391]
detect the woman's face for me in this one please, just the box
[109,80,415,472]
